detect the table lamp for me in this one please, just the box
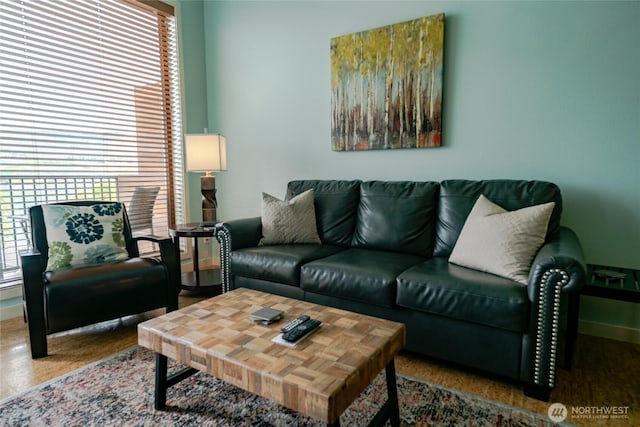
[185,133,227,225]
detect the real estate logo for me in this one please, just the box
[548,403,568,422]
[548,403,631,423]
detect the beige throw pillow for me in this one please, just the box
[448,195,555,284]
[259,189,321,245]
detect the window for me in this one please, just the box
[0,0,185,286]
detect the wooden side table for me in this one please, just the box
[169,223,222,295]
[582,264,639,302]
[565,264,638,368]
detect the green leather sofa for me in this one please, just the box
[215,179,586,400]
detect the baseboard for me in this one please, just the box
[578,319,640,344]
[0,286,23,321]
[0,302,23,321]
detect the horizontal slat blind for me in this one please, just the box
[0,0,184,285]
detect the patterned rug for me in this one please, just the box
[0,346,555,426]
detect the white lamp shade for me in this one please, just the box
[185,134,227,172]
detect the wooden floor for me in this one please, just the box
[1,294,638,426]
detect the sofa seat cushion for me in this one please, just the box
[301,248,426,308]
[396,258,529,332]
[231,244,344,286]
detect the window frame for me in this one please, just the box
[0,0,186,287]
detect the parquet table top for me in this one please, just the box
[138,288,406,423]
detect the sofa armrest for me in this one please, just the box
[523,226,586,398]
[215,217,262,293]
[21,249,48,357]
[217,217,263,250]
[528,226,586,297]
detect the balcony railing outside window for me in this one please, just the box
[0,176,167,284]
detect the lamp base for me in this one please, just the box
[201,175,217,223]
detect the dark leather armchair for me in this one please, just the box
[21,200,180,358]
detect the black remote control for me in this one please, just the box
[280,315,310,334]
[282,319,321,342]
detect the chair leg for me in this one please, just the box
[29,332,48,358]
[25,312,48,358]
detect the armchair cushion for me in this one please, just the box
[449,195,555,284]
[44,257,167,332]
[42,202,128,270]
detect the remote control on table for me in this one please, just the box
[280,315,310,334]
[282,319,321,342]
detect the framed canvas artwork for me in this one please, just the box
[331,13,445,151]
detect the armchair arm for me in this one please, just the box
[21,249,48,357]
[523,226,586,398]
[215,217,262,293]
[132,235,180,311]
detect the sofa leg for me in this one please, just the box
[562,293,580,370]
[524,384,551,402]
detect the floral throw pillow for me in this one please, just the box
[42,203,129,271]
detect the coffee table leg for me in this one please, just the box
[153,352,199,411]
[154,353,168,410]
[385,358,400,427]
[357,357,400,427]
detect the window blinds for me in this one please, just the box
[0,0,184,283]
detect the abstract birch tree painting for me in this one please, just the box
[331,14,444,151]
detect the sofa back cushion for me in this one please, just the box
[433,179,563,257]
[287,180,361,247]
[351,181,439,256]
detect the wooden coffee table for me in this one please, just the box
[138,288,406,426]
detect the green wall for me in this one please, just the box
[178,1,639,333]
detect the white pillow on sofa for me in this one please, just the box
[259,189,321,245]
[448,195,555,284]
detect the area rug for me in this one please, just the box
[0,346,555,426]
